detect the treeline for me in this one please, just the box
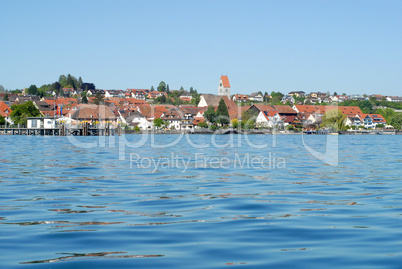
[25,74,93,98]
[339,99,402,114]
[152,81,200,106]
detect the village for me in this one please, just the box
[0,75,401,135]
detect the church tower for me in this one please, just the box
[218,75,230,98]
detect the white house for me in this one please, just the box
[255,110,282,128]
[344,116,363,128]
[249,92,264,103]
[125,111,152,130]
[386,96,402,102]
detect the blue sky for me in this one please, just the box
[1,0,401,96]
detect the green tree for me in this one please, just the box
[0,115,5,125]
[390,113,402,130]
[189,87,194,94]
[93,92,104,105]
[166,84,170,93]
[10,101,40,125]
[216,98,230,125]
[81,91,88,104]
[241,109,257,129]
[191,93,201,106]
[197,121,208,128]
[27,85,38,96]
[179,86,184,92]
[153,118,164,128]
[78,76,83,89]
[156,94,167,104]
[270,91,284,105]
[150,86,155,92]
[321,109,346,132]
[157,81,166,92]
[231,118,239,128]
[376,108,395,123]
[59,75,67,87]
[203,105,216,123]
[3,92,9,101]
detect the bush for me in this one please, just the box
[198,121,208,128]
[134,126,140,132]
[209,124,218,131]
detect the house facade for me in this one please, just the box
[363,114,386,129]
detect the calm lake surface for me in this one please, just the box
[0,134,401,268]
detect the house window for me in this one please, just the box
[32,120,37,128]
[220,83,222,87]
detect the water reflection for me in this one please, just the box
[21,252,164,264]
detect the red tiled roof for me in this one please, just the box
[0,101,11,117]
[71,104,116,120]
[274,105,297,114]
[221,76,230,88]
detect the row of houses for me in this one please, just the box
[232,90,402,106]
[0,93,390,130]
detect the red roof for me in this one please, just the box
[0,101,11,117]
[221,76,230,88]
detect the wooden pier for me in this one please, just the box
[0,124,121,136]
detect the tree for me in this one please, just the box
[0,115,5,125]
[81,91,88,104]
[27,85,38,96]
[390,113,402,130]
[263,91,269,102]
[157,81,166,92]
[376,124,385,129]
[231,118,239,128]
[334,92,338,96]
[81,83,95,91]
[270,91,284,105]
[179,86,184,92]
[10,101,40,125]
[241,109,257,129]
[376,108,395,123]
[166,84,170,93]
[189,87,194,94]
[3,92,9,101]
[216,98,230,125]
[59,75,67,88]
[78,76,83,89]
[153,118,164,128]
[150,86,155,92]
[93,92,104,105]
[50,81,62,95]
[321,109,346,132]
[191,93,200,106]
[203,105,216,123]
[197,121,208,128]
[156,94,167,104]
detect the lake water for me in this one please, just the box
[0,134,401,268]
